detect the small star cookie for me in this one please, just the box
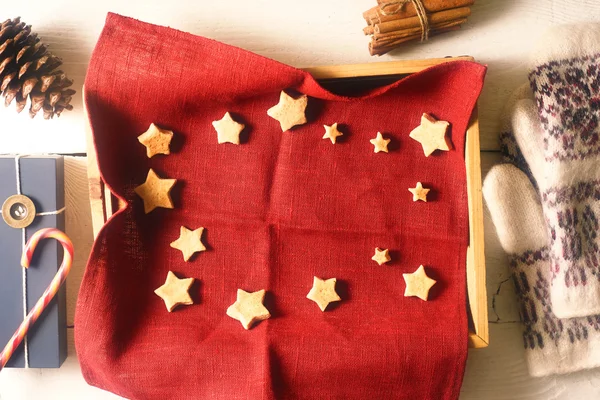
[170,226,207,262]
[134,169,177,214]
[409,113,452,157]
[154,271,195,312]
[226,289,271,330]
[212,112,245,144]
[306,276,341,311]
[370,132,390,153]
[408,182,430,202]
[403,265,436,301]
[267,91,308,132]
[137,123,173,158]
[372,247,391,265]
[322,123,343,144]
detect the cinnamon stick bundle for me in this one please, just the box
[363,0,475,56]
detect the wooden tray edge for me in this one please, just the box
[465,108,489,348]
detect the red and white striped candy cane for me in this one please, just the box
[0,228,74,371]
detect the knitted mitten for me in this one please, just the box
[485,88,600,375]
[484,163,600,377]
[526,24,600,318]
[485,77,600,375]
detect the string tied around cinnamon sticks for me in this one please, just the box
[379,0,430,42]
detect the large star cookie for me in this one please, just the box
[409,113,451,157]
[212,112,245,144]
[134,169,177,214]
[403,265,436,301]
[170,226,207,262]
[306,276,342,311]
[267,91,308,132]
[227,289,271,330]
[154,271,195,312]
[137,123,174,158]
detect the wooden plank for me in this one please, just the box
[64,157,96,326]
[83,91,108,240]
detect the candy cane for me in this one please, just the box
[0,228,73,371]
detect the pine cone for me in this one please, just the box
[0,17,75,119]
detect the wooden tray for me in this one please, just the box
[84,56,488,348]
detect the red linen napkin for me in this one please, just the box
[76,12,486,400]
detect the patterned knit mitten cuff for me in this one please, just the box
[510,247,600,377]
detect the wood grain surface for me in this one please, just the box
[2,0,600,399]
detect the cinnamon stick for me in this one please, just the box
[362,6,471,35]
[375,7,471,34]
[369,25,461,56]
[370,24,460,49]
[373,18,467,42]
[363,0,474,25]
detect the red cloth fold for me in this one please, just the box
[76,12,486,400]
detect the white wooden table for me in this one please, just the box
[2,1,600,399]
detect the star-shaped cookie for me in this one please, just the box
[372,247,391,265]
[267,91,308,132]
[408,182,430,202]
[409,113,452,157]
[134,169,177,214]
[403,265,437,301]
[170,226,207,262]
[369,132,391,153]
[154,271,195,312]
[226,289,271,330]
[137,123,174,158]
[322,123,343,144]
[212,112,245,144]
[306,276,342,311]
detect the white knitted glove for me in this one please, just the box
[526,24,600,318]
